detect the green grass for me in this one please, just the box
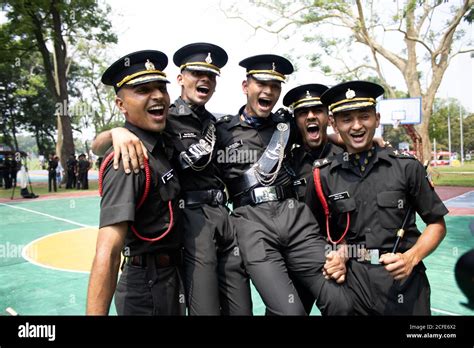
[430,162,474,187]
[0,181,99,199]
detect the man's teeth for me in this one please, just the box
[307,124,319,133]
[258,98,271,107]
[351,132,365,137]
[148,105,164,111]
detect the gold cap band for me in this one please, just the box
[116,69,167,88]
[329,97,376,112]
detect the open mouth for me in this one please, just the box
[307,124,320,134]
[196,86,210,95]
[258,98,272,109]
[350,131,366,141]
[147,104,165,116]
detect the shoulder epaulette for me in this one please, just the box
[388,149,417,160]
[216,115,232,125]
[313,157,332,168]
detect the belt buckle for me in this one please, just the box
[212,190,224,205]
[251,186,278,204]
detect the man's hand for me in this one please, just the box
[373,137,390,148]
[379,252,416,280]
[110,128,148,174]
[323,249,347,284]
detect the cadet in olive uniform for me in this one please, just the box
[307,81,448,315]
[215,55,352,315]
[87,50,185,316]
[283,84,344,314]
[91,43,252,315]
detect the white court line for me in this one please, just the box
[442,190,474,203]
[430,307,461,316]
[21,228,95,274]
[0,202,90,228]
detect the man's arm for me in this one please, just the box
[86,222,127,315]
[92,128,147,173]
[379,218,446,280]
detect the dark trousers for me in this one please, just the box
[48,172,57,192]
[76,172,88,189]
[232,199,352,316]
[182,204,252,315]
[346,260,431,315]
[114,263,186,316]
[66,170,76,189]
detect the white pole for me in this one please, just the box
[433,138,437,166]
[448,103,452,160]
[459,104,464,165]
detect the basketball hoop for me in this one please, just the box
[391,110,406,130]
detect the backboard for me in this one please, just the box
[377,97,422,127]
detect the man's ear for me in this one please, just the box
[332,117,340,134]
[177,73,184,86]
[242,80,248,95]
[375,112,381,128]
[115,95,127,115]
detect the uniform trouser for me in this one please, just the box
[114,261,186,316]
[66,170,75,189]
[346,260,431,315]
[182,204,252,315]
[232,199,352,316]
[48,172,57,192]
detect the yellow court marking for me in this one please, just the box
[24,228,99,273]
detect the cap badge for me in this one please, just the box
[205,52,213,64]
[306,90,311,98]
[145,59,155,71]
[272,62,276,71]
[346,88,356,99]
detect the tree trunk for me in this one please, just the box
[51,0,75,182]
[9,110,19,151]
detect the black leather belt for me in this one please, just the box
[233,184,298,208]
[183,189,227,206]
[124,250,182,269]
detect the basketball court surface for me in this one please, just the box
[0,187,473,316]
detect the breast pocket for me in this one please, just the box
[376,191,406,229]
[330,198,356,234]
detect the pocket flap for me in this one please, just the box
[333,197,356,213]
[376,191,405,208]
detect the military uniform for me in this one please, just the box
[283,83,344,314]
[214,55,352,315]
[66,155,77,189]
[77,155,90,189]
[306,81,449,315]
[99,50,185,316]
[47,157,58,192]
[167,43,251,315]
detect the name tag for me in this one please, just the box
[293,178,307,186]
[161,169,174,184]
[329,191,350,201]
[226,140,243,150]
[180,132,197,139]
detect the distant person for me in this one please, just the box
[55,156,63,188]
[77,154,90,189]
[66,154,77,189]
[47,154,58,192]
[0,154,5,188]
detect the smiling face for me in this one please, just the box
[242,77,282,118]
[295,105,329,150]
[177,70,217,106]
[332,107,380,153]
[115,81,170,133]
